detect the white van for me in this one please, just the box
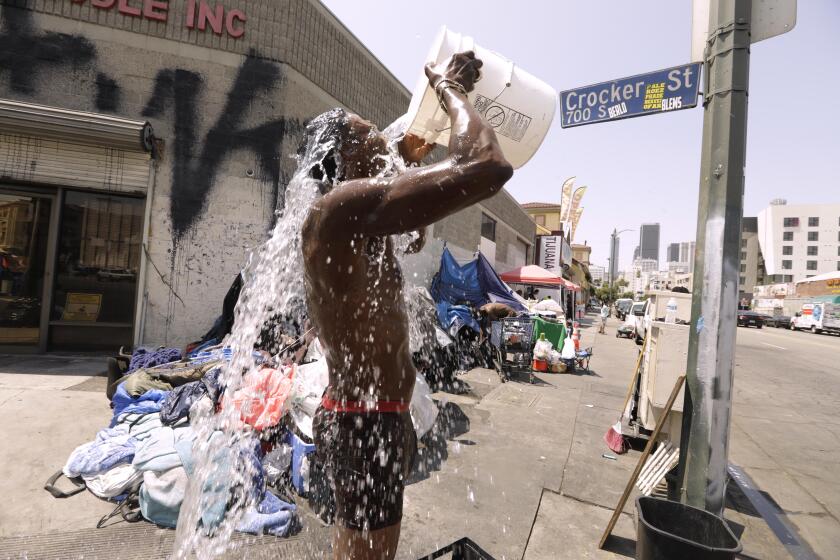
[791,301,840,335]
[623,300,651,344]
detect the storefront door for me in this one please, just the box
[0,190,55,349]
[49,191,144,351]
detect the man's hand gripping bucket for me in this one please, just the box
[402,26,557,169]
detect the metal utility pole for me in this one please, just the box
[608,228,631,300]
[608,229,618,288]
[677,0,751,515]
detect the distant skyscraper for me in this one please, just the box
[633,245,640,261]
[667,243,680,263]
[678,241,696,272]
[639,223,660,263]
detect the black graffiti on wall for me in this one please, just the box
[0,6,120,113]
[142,52,300,240]
[0,7,301,242]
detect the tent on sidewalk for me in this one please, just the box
[499,264,581,291]
[430,248,526,334]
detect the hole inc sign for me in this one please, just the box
[71,0,247,38]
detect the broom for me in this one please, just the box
[604,334,647,454]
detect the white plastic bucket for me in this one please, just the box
[403,27,557,169]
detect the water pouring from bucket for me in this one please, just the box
[400,26,557,169]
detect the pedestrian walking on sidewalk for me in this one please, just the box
[599,302,610,334]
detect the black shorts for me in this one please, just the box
[312,407,416,531]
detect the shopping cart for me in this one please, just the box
[490,316,536,383]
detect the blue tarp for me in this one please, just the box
[430,249,526,334]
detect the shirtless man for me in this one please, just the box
[302,52,512,559]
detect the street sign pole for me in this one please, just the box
[677,0,751,515]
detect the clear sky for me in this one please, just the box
[321,0,840,271]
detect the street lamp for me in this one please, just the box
[609,228,633,291]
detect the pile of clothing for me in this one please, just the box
[52,346,299,537]
[52,337,441,534]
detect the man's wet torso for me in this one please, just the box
[303,231,415,404]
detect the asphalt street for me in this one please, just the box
[730,325,840,558]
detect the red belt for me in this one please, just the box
[321,395,410,413]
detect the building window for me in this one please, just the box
[807,246,818,256]
[740,238,747,248]
[739,275,746,285]
[781,260,792,270]
[808,217,819,227]
[739,264,746,272]
[740,251,746,260]
[783,217,799,227]
[534,215,545,227]
[782,246,793,255]
[806,260,817,271]
[838,246,840,256]
[480,213,496,241]
[808,231,818,241]
[50,191,144,349]
[837,262,840,271]
[783,231,793,241]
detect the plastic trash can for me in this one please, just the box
[636,496,742,560]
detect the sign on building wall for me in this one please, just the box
[70,0,247,38]
[539,236,571,274]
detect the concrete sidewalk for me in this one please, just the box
[399,316,790,560]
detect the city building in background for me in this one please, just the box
[631,258,659,295]
[757,200,840,283]
[571,243,591,266]
[639,223,661,264]
[589,265,606,285]
[523,202,564,233]
[667,243,680,264]
[666,240,695,274]
[739,217,766,301]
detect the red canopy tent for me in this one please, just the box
[499,265,581,291]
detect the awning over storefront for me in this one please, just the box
[0,99,153,151]
[499,265,581,291]
[0,99,155,195]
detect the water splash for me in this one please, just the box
[173,114,342,558]
[172,111,412,558]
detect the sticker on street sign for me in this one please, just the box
[558,63,702,128]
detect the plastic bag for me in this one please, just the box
[410,374,438,438]
[561,337,576,360]
[533,338,554,360]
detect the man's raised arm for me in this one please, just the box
[313,52,513,237]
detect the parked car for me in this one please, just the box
[615,298,633,321]
[737,311,764,328]
[764,315,791,328]
[625,299,651,344]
